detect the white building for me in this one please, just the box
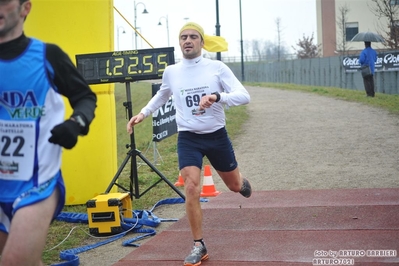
[316,0,397,57]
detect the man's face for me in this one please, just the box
[0,0,30,42]
[179,29,204,59]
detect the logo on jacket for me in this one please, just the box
[0,90,44,119]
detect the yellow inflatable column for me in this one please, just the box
[25,0,117,204]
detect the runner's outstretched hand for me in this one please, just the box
[127,113,145,134]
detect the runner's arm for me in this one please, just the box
[46,44,97,135]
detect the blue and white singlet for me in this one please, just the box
[0,38,65,202]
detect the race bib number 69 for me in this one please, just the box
[180,85,214,119]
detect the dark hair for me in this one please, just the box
[365,41,371,47]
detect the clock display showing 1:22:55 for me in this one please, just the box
[75,47,175,85]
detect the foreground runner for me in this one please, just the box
[127,21,252,265]
[0,0,96,265]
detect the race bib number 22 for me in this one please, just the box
[0,120,35,181]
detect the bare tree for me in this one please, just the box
[243,40,251,61]
[251,39,262,61]
[292,33,320,59]
[263,40,288,61]
[336,3,351,55]
[245,39,289,62]
[369,0,399,49]
[275,17,283,61]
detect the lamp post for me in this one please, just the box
[239,0,245,81]
[117,25,126,51]
[134,1,148,49]
[158,15,170,47]
[215,0,221,61]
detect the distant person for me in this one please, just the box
[359,41,377,97]
[0,0,97,265]
[127,22,252,265]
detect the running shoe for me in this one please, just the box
[184,242,209,266]
[240,178,252,198]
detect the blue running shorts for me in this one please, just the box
[177,127,238,172]
[0,172,65,234]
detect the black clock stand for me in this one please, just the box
[104,82,185,200]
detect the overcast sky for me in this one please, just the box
[113,0,317,59]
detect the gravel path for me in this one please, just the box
[232,86,399,191]
[76,86,399,266]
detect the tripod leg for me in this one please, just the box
[105,149,133,195]
[137,151,185,200]
[118,82,182,200]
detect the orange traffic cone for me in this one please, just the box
[174,172,184,187]
[200,165,221,197]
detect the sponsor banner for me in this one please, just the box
[151,83,177,142]
[342,51,399,72]
[383,52,399,70]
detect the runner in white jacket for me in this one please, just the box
[127,22,252,266]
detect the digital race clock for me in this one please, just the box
[75,47,175,85]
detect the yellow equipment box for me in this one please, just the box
[86,193,132,235]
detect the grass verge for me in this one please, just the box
[247,82,399,115]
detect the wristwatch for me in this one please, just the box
[70,115,86,132]
[211,92,221,102]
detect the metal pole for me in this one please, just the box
[134,0,137,49]
[117,27,120,51]
[125,82,139,198]
[117,26,125,51]
[239,0,245,81]
[215,0,221,61]
[134,1,148,50]
[166,15,170,47]
[158,16,170,47]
